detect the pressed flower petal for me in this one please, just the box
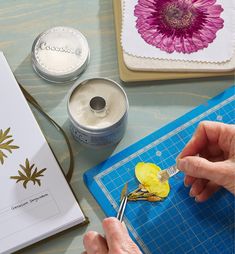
[193,0,216,7]
[135,162,170,198]
[134,0,224,54]
[146,179,170,198]
[148,33,164,45]
[183,38,194,53]
[135,162,161,185]
[207,5,224,16]
[191,34,204,48]
[174,36,183,52]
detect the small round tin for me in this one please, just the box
[67,78,129,148]
[31,26,90,83]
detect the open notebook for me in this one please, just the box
[0,52,87,254]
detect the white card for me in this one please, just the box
[122,0,235,63]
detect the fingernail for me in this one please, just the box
[184,177,190,187]
[184,182,189,188]
[189,188,194,197]
[176,155,180,163]
[122,221,128,232]
[177,158,186,171]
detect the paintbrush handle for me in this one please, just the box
[166,165,179,177]
[158,165,179,182]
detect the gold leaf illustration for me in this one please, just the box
[10,158,46,189]
[0,128,19,165]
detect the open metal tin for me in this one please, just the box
[67,78,129,148]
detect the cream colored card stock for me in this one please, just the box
[113,0,235,81]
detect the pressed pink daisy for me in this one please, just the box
[134,0,224,54]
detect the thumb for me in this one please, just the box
[177,156,224,184]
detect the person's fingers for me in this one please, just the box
[206,154,226,162]
[189,178,208,197]
[217,124,235,157]
[102,217,128,251]
[178,156,235,193]
[103,217,142,254]
[195,182,221,202]
[83,231,108,254]
[178,121,210,159]
[200,146,225,161]
[178,156,225,183]
[121,221,129,234]
[184,175,196,187]
[178,121,234,159]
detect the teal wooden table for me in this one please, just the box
[0,1,234,253]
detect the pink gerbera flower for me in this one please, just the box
[134,0,224,53]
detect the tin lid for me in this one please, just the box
[68,78,129,130]
[31,26,90,83]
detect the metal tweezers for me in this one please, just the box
[116,183,128,222]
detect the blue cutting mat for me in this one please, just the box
[84,86,235,254]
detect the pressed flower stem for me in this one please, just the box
[131,187,141,193]
[128,197,148,201]
[128,197,162,202]
[128,188,163,202]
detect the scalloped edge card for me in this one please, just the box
[122,0,235,63]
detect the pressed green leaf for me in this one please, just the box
[0,128,19,165]
[23,180,29,189]
[0,151,7,165]
[29,164,35,171]
[20,162,33,178]
[35,168,46,177]
[18,170,26,178]
[10,176,21,180]
[4,128,10,136]
[18,165,28,177]
[31,168,38,179]
[26,159,30,169]
[6,145,19,153]
[0,128,11,143]
[4,140,14,145]
[35,179,41,186]
[11,159,47,189]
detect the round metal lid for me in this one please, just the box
[31,26,90,83]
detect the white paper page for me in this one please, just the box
[0,52,85,254]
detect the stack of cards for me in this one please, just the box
[113,0,235,82]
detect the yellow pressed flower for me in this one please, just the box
[135,162,170,198]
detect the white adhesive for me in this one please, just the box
[69,79,127,129]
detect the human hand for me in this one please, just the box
[177,121,235,202]
[83,217,142,254]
